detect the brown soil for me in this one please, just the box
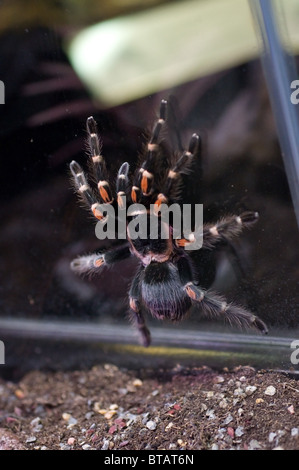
[0,364,298,450]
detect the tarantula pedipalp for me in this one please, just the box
[69,99,268,347]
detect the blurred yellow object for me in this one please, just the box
[67,0,299,107]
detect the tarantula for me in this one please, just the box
[69,99,268,346]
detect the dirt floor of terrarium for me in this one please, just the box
[0,363,299,451]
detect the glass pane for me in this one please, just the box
[0,0,298,375]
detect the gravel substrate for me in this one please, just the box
[0,364,299,450]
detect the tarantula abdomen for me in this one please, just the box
[141,261,192,321]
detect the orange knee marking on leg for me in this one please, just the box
[98,182,112,203]
[91,204,104,220]
[131,186,139,203]
[168,170,178,179]
[141,175,148,194]
[186,285,197,300]
[185,285,204,302]
[129,298,138,312]
[154,194,167,213]
[94,257,104,268]
[141,170,153,195]
[176,238,188,247]
[92,154,103,164]
[117,192,125,209]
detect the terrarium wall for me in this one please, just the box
[0,0,298,375]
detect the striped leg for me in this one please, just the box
[70,244,131,275]
[131,99,167,203]
[178,256,267,334]
[86,116,114,205]
[129,268,151,346]
[70,160,105,221]
[175,211,259,250]
[70,116,116,221]
[154,132,201,213]
[116,162,130,210]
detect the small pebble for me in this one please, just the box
[235,426,244,437]
[219,399,228,409]
[104,410,117,420]
[82,444,91,450]
[177,439,187,447]
[15,389,25,399]
[291,427,299,437]
[248,439,262,450]
[59,443,71,450]
[234,387,245,397]
[215,376,225,383]
[227,427,234,438]
[68,437,76,445]
[109,404,118,410]
[67,416,77,427]
[256,398,264,404]
[206,409,216,420]
[101,439,110,450]
[146,420,157,430]
[30,417,43,432]
[26,436,37,444]
[287,405,295,414]
[133,379,143,387]
[269,432,277,443]
[222,414,233,425]
[264,386,276,396]
[245,385,257,396]
[165,422,174,431]
[30,417,41,426]
[119,440,129,448]
[94,403,105,414]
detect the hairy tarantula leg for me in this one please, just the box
[154,133,201,213]
[131,100,167,201]
[70,245,131,275]
[86,116,114,204]
[129,270,151,346]
[70,160,106,221]
[178,256,268,334]
[184,283,268,334]
[70,253,105,274]
[116,162,129,209]
[129,298,151,347]
[175,211,259,250]
[202,211,259,249]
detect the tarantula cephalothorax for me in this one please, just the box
[69,99,268,347]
